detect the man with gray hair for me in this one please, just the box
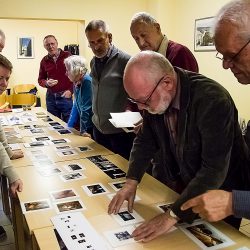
[129,12,199,185]
[182,0,250,222]
[85,20,134,159]
[108,50,248,241]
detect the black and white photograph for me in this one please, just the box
[104,226,135,248]
[56,149,78,157]
[60,172,86,182]
[38,166,62,177]
[87,155,108,164]
[111,208,144,226]
[48,122,61,126]
[179,221,235,249]
[32,136,52,142]
[51,138,70,144]
[108,180,126,191]
[95,161,118,171]
[42,117,53,122]
[30,128,44,134]
[104,168,126,179]
[82,183,109,196]
[57,129,72,135]
[156,202,174,213]
[64,163,85,172]
[75,146,93,153]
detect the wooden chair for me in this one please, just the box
[13,84,36,94]
[10,93,37,108]
[0,91,10,109]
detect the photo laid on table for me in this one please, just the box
[82,183,110,196]
[54,200,86,213]
[49,188,79,201]
[179,220,235,250]
[60,172,86,182]
[21,199,52,213]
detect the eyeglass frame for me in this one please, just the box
[127,75,165,106]
[215,39,250,63]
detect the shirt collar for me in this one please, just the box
[157,35,169,56]
[169,73,180,111]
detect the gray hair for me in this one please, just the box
[215,0,250,39]
[64,55,87,78]
[85,20,110,33]
[0,29,5,39]
[131,12,157,26]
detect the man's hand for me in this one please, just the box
[10,150,24,160]
[181,190,233,222]
[46,79,58,87]
[108,179,138,214]
[9,179,23,198]
[133,119,143,134]
[61,90,72,99]
[132,212,177,242]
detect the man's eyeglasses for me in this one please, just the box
[216,39,250,63]
[127,75,165,106]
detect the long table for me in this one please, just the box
[1,107,249,249]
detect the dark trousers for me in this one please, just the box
[93,126,135,160]
[46,92,73,123]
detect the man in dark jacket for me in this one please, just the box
[108,51,248,242]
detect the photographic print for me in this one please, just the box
[49,189,79,201]
[82,183,109,196]
[38,167,62,177]
[17,37,34,59]
[21,199,52,213]
[60,172,86,182]
[56,149,78,157]
[50,138,70,144]
[48,122,61,126]
[179,221,235,249]
[75,146,93,153]
[87,155,108,163]
[57,129,72,135]
[103,226,135,248]
[156,202,174,213]
[54,200,86,213]
[111,208,144,226]
[108,180,126,191]
[64,163,85,172]
[32,136,52,142]
[194,17,215,51]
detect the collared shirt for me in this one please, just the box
[48,49,60,63]
[164,74,181,148]
[157,35,169,56]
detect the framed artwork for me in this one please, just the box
[194,17,215,51]
[17,37,34,58]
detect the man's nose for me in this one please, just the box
[222,59,233,70]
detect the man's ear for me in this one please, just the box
[108,33,112,44]
[162,75,174,91]
[154,23,161,33]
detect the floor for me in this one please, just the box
[0,190,249,250]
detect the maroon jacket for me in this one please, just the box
[166,40,199,73]
[38,49,73,93]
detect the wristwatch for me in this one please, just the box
[168,209,179,220]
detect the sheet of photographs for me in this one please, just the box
[51,212,109,250]
[87,155,126,179]
[178,220,235,249]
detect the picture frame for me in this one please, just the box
[194,17,215,51]
[17,37,34,59]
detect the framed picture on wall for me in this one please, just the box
[17,37,34,59]
[194,17,215,51]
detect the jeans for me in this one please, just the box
[46,91,73,122]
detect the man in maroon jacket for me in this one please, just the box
[129,12,199,187]
[38,35,73,122]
